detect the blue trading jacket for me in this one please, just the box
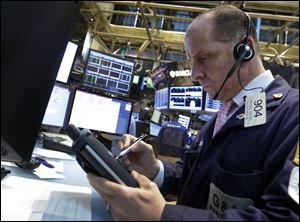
[158,120,189,147]
[160,76,299,221]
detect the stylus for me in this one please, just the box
[116,134,148,160]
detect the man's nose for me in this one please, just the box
[191,65,205,82]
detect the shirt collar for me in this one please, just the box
[233,70,274,107]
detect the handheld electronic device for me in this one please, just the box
[65,124,138,187]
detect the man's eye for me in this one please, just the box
[198,58,207,63]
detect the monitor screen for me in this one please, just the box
[151,109,161,124]
[169,86,203,111]
[204,95,223,113]
[149,122,161,137]
[1,2,80,163]
[42,84,71,127]
[83,49,135,96]
[154,87,169,110]
[68,90,132,135]
[56,41,78,83]
[178,115,191,129]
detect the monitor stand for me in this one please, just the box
[1,167,11,180]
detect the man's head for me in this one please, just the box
[170,112,179,121]
[185,5,265,101]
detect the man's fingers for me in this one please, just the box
[118,134,137,150]
[131,170,154,189]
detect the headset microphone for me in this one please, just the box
[212,45,251,100]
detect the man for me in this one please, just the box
[87,5,299,220]
[157,112,189,158]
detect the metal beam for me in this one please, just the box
[270,37,299,63]
[95,35,112,54]
[101,1,299,22]
[137,40,150,57]
[94,31,184,45]
[138,1,157,61]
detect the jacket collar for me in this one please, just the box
[203,75,291,140]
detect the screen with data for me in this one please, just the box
[83,49,134,96]
[154,87,169,110]
[178,115,191,129]
[169,86,203,111]
[204,95,223,113]
[151,109,161,124]
[68,90,132,135]
[149,122,161,137]
[42,85,71,127]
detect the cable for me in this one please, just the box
[237,65,264,93]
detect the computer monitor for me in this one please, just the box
[149,122,162,137]
[1,2,80,163]
[204,95,223,113]
[83,49,135,96]
[151,109,161,124]
[169,86,203,111]
[42,84,72,128]
[154,87,169,110]
[56,41,78,83]
[178,115,191,129]
[68,90,132,135]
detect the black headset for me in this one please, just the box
[213,12,255,100]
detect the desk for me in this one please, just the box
[1,146,113,221]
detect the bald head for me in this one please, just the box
[186,5,258,52]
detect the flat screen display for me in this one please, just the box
[149,122,161,137]
[154,87,169,110]
[83,49,134,96]
[178,114,191,129]
[204,95,223,113]
[56,41,78,83]
[169,86,203,111]
[42,85,71,127]
[68,90,132,135]
[151,109,161,124]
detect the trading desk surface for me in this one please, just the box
[1,146,113,221]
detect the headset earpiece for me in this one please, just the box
[233,42,254,61]
[233,13,255,62]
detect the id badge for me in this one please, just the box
[244,92,266,128]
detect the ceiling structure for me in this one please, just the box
[80,1,299,65]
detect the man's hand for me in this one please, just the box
[87,171,166,221]
[118,134,160,180]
